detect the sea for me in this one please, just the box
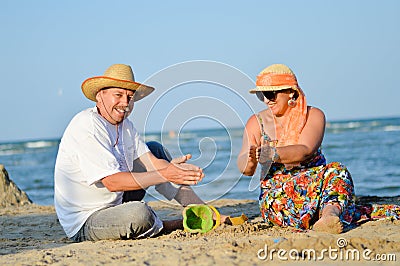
[1,117,400,206]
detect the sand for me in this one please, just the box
[1,197,399,265]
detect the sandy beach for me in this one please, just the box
[1,197,399,266]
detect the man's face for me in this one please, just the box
[95,87,135,124]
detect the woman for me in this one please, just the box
[237,64,356,234]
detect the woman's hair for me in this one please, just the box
[282,88,299,99]
[291,89,299,100]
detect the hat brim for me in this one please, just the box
[81,76,155,102]
[249,85,297,93]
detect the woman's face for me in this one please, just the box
[259,89,294,117]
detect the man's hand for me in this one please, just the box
[160,154,204,185]
[171,154,192,164]
[171,154,202,171]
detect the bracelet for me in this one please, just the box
[271,146,279,162]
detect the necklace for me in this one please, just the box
[114,123,120,147]
[272,115,287,145]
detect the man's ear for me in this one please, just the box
[95,91,102,102]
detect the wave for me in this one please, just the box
[24,140,58,149]
[0,149,25,156]
[0,140,59,157]
[327,121,362,130]
[383,125,400,132]
[326,117,400,134]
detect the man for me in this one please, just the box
[54,64,206,242]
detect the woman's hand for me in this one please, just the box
[248,145,258,162]
[258,143,274,164]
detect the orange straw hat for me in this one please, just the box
[249,64,300,93]
[81,64,155,102]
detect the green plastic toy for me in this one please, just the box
[182,204,221,233]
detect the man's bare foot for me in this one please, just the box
[162,219,183,233]
[313,204,343,234]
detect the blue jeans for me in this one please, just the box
[71,141,172,242]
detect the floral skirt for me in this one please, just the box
[259,162,400,230]
[259,162,356,230]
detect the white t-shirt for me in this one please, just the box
[54,107,150,237]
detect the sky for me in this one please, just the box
[0,0,399,142]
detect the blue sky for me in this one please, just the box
[1,0,399,142]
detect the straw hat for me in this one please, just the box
[81,64,155,102]
[249,64,300,93]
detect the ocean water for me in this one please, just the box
[1,117,399,206]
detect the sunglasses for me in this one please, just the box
[256,91,278,101]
